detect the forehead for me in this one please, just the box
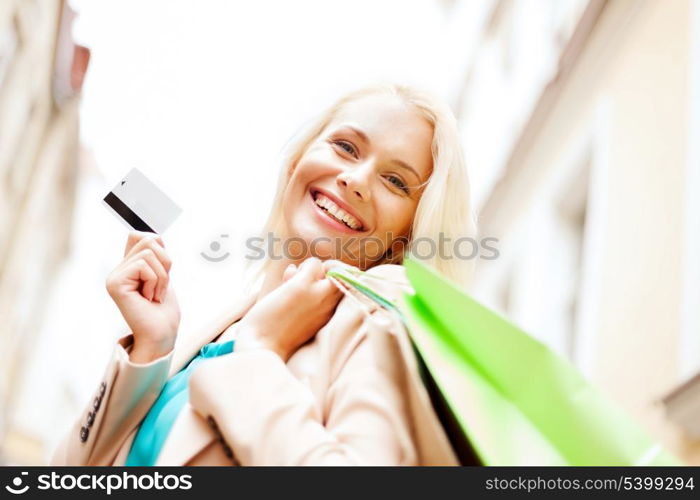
[325,95,434,179]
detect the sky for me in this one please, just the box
[71,0,452,316]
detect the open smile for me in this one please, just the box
[310,188,366,233]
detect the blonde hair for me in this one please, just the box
[247,84,477,288]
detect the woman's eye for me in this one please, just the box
[385,175,410,195]
[332,140,357,158]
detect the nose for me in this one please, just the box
[337,165,371,202]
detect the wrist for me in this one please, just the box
[234,325,289,361]
[130,336,175,364]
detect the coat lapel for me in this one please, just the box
[127,293,258,465]
[168,293,257,377]
[109,293,257,466]
[154,406,216,466]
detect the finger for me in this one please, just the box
[299,256,320,270]
[133,249,168,302]
[315,277,344,301]
[124,231,141,257]
[125,232,166,261]
[143,238,172,273]
[124,237,172,272]
[133,260,158,301]
[124,231,163,260]
[282,263,298,282]
[124,231,164,258]
[298,257,324,281]
[322,259,354,275]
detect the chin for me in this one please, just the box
[283,220,328,257]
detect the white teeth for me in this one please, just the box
[314,193,361,230]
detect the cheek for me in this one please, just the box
[375,197,418,239]
[281,153,337,221]
[291,147,338,183]
[283,161,324,207]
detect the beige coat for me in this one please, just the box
[51,264,457,466]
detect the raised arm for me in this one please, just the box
[51,231,179,464]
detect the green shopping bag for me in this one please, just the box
[328,259,679,466]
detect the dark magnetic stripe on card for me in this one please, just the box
[103,191,156,233]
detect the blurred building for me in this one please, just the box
[449,0,700,463]
[1,0,698,466]
[0,0,87,464]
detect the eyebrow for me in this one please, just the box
[339,125,423,183]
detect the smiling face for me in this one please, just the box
[280,94,434,269]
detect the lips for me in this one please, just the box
[310,188,366,232]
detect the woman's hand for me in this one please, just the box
[105,231,180,363]
[235,257,344,362]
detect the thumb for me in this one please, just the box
[282,263,298,282]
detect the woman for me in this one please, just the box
[52,84,476,466]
